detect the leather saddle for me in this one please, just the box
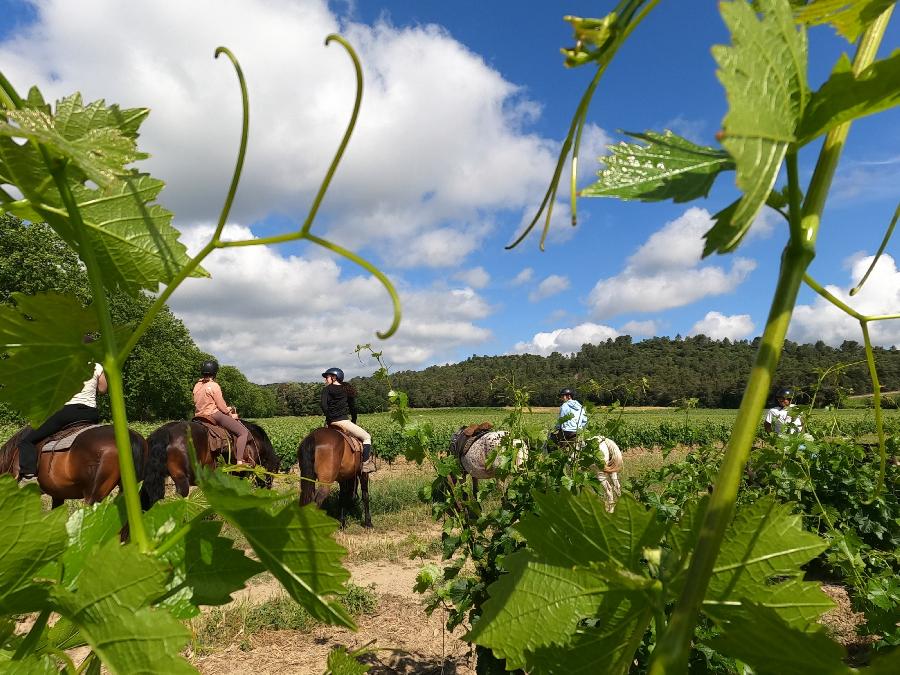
[328,425,363,454]
[40,422,103,453]
[192,416,254,461]
[450,422,493,459]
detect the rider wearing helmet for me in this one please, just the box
[764,387,803,435]
[321,367,375,472]
[550,387,587,447]
[193,360,251,465]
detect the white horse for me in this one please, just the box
[451,429,623,511]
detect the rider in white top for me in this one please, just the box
[764,388,803,435]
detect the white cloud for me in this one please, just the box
[529,274,570,302]
[689,311,754,340]
[0,0,562,268]
[620,320,660,337]
[661,116,708,144]
[587,207,756,319]
[513,322,619,356]
[453,266,490,289]
[791,253,900,347]
[169,224,493,382]
[510,267,534,286]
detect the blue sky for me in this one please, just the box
[1,1,899,382]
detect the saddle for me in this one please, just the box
[40,423,103,453]
[192,416,253,461]
[450,422,493,459]
[328,425,363,454]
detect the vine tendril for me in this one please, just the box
[850,200,900,296]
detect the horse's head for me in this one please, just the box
[0,426,30,475]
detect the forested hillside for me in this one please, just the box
[269,335,900,414]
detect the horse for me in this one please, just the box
[0,423,165,510]
[298,426,371,529]
[145,419,279,498]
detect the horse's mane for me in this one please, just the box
[244,421,280,473]
[0,426,28,474]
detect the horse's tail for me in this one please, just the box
[298,432,317,507]
[601,437,624,473]
[140,425,170,510]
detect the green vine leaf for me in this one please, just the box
[0,90,205,295]
[0,292,100,426]
[0,653,59,674]
[0,477,67,615]
[706,0,809,256]
[325,646,371,674]
[581,130,734,203]
[796,50,900,145]
[794,0,896,42]
[60,497,127,586]
[708,602,848,675]
[198,468,356,629]
[51,540,194,674]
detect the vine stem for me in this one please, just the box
[649,9,893,672]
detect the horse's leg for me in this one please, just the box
[338,480,350,529]
[314,483,331,508]
[51,496,64,509]
[360,472,372,529]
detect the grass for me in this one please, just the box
[191,583,377,654]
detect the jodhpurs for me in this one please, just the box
[211,411,250,462]
[330,419,371,445]
[19,404,100,475]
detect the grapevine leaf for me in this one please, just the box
[525,592,653,675]
[60,497,127,585]
[794,0,896,42]
[708,602,848,675]
[159,519,264,619]
[581,130,734,202]
[661,496,708,592]
[796,50,900,145]
[465,550,610,670]
[517,491,665,570]
[0,653,58,675]
[869,647,900,675]
[0,476,68,613]
[704,497,831,628]
[706,0,808,256]
[51,540,194,674]
[0,292,100,426]
[0,90,205,295]
[325,647,371,674]
[198,467,355,628]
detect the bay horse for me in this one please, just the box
[298,427,371,529]
[145,420,279,497]
[0,424,165,510]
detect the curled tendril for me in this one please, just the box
[850,200,900,296]
[212,46,250,243]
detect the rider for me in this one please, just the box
[19,358,107,483]
[764,387,804,435]
[550,387,587,447]
[193,360,251,465]
[321,367,375,473]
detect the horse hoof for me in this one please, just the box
[363,521,373,529]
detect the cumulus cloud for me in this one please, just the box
[510,267,534,286]
[620,319,660,337]
[529,274,570,302]
[0,0,562,267]
[513,322,619,356]
[170,225,493,382]
[791,253,900,347]
[453,266,490,289]
[689,311,754,340]
[587,207,756,318]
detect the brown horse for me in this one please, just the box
[0,424,164,510]
[145,420,280,497]
[298,427,371,529]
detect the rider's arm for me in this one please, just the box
[209,382,231,414]
[320,386,330,418]
[763,408,774,434]
[97,371,108,395]
[349,392,358,424]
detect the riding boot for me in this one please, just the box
[18,440,38,479]
[361,443,376,473]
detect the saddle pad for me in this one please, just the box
[329,426,363,454]
[192,417,233,454]
[41,423,104,453]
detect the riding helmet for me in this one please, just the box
[322,367,345,382]
[777,387,794,400]
[559,387,575,398]
[201,360,219,377]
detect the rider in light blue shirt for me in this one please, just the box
[551,387,587,446]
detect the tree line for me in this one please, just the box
[0,214,276,423]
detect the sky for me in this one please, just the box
[1,0,899,383]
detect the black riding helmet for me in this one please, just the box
[322,367,345,383]
[201,360,219,377]
[777,387,794,400]
[559,387,575,398]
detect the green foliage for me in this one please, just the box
[581,130,734,202]
[325,646,372,675]
[217,365,277,418]
[794,0,897,41]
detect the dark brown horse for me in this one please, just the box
[298,427,371,528]
[145,420,279,497]
[0,424,165,510]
